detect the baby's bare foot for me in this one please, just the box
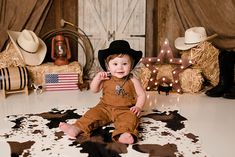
[118,132,134,144]
[59,122,81,139]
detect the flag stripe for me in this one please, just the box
[46,80,79,83]
[45,82,78,85]
[46,84,78,88]
[45,87,79,91]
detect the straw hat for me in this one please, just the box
[7,29,47,66]
[175,27,217,50]
[98,40,142,71]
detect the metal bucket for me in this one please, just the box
[0,66,29,91]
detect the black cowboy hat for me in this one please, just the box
[98,40,143,71]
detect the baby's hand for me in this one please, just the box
[97,72,110,81]
[130,106,141,117]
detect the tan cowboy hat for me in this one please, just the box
[7,29,47,66]
[174,27,217,50]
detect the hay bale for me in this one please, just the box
[0,43,25,68]
[139,66,151,89]
[181,41,219,86]
[156,64,174,80]
[27,61,83,85]
[139,65,204,93]
[180,68,204,93]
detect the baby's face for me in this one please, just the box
[107,55,131,78]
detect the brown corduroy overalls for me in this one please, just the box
[74,75,139,141]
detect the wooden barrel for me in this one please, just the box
[0,66,28,91]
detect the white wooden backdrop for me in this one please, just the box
[78,0,146,68]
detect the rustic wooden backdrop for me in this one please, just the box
[40,0,180,59]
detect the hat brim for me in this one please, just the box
[7,30,47,66]
[174,37,199,51]
[175,34,218,51]
[98,48,142,71]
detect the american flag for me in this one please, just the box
[44,73,79,91]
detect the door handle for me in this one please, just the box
[108,31,115,41]
[130,34,145,37]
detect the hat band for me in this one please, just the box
[16,40,37,54]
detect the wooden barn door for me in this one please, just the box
[78,0,146,67]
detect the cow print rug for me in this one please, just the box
[0,107,208,157]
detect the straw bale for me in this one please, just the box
[140,65,204,93]
[181,41,219,86]
[156,64,174,80]
[139,66,152,89]
[0,43,25,68]
[180,68,204,93]
[27,61,83,85]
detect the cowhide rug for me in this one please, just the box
[0,107,208,157]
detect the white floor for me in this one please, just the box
[0,90,235,157]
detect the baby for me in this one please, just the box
[59,40,146,144]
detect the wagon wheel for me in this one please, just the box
[41,28,94,80]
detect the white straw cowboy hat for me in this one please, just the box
[174,27,217,50]
[7,29,47,65]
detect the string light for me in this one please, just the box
[141,38,193,94]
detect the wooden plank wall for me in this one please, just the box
[40,0,180,58]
